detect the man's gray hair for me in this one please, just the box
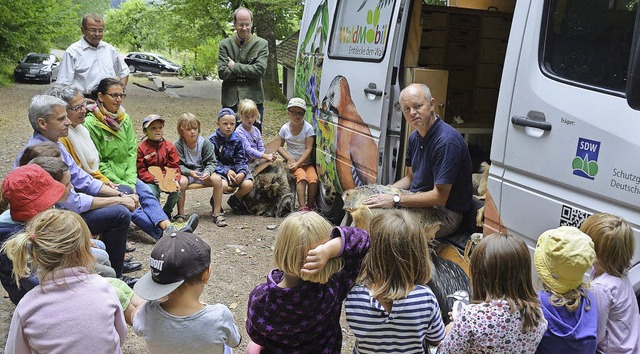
[399,83,433,103]
[233,7,253,22]
[82,13,103,27]
[44,84,81,104]
[28,95,67,132]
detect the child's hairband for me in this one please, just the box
[29,234,36,241]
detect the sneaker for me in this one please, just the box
[178,213,199,233]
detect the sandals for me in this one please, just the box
[126,242,136,253]
[172,214,187,223]
[212,213,228,227]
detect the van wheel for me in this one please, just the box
[317,183,345,224]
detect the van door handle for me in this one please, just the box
[364,83,384,97]
[511,116,552,131]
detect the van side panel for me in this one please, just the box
[489,0,640,291]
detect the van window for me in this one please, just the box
[327,0,396,61]
[542,0,637,92]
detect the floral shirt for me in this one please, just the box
[437,300,547,354]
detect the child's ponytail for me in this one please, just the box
[1,232,33,286]
[2,209,95,286]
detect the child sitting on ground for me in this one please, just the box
[277,97,318,211]
[209,108,253,215]
[3,209,127,353]
[346,210,445,353]
[137,114,182,220]
[580,213,640,353]
[534,226,598,354]
[175,113,227,227]
[246,211,370,353]
[133,230,241,354]
[438,233,547,353]
[234,98,276,173]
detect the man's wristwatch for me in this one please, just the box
[393,194,401,208]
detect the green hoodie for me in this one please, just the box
[84,111,138,187]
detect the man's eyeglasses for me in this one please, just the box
[67,101,87,112]
[236,23,252,28]
[84,27,104,34]
[105,93,127,99]
[288,110,305,117]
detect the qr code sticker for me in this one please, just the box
[560,205,591,228]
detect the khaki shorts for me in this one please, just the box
[293,165,318,184]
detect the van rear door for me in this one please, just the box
[491,0,640,276]
[309,0,406,219]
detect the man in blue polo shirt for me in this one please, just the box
[364,83,472,237]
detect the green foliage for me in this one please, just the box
[52,0,111,47]
[104,0,156,51]
[0,0,78,85]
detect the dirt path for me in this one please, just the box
[0,76,355,353]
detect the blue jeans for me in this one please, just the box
[131,179,168,240]
[81,204,130,277]
[145,183,181,219]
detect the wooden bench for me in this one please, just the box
[184,138,281,191]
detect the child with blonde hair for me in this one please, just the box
[235,99,276,173]
[278,97,318,211]
[246,212,370,352]
[580,213,640,353]
[3,209,127,353]
[534,226,597,354]
[438,233,547,353]
[174,113,227,227]
[345,210,445,353]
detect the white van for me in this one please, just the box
[294,0,640,297]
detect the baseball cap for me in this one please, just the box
[134,230,211,300]
[142,114,164,130]
[217,107,236,120]
[287,97,306,111]
[534,226,596,294]
[1,164,66,222]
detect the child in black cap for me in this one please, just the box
[132,231,241,353]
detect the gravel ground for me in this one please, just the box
[0,75,356,353]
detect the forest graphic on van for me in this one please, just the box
[572,137,600,180]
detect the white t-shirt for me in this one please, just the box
[133,301,241,354]
[278,121,315,164]
[57,38,129,94]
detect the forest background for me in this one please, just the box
[0,0,303,101]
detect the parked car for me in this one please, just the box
[14,53,61,83]
[124,52,181,74]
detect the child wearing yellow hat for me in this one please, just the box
[534,226,597,354]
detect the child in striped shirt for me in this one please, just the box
[345,210,445,353]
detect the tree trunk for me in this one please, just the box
[254,3,286,103]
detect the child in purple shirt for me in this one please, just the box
[581,213,640,354]
[246,211,370,353]
[235,98,276,173]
